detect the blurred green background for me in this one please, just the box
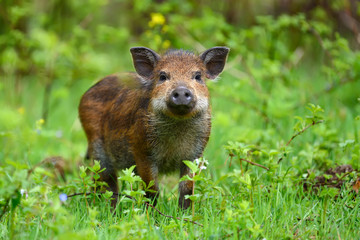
[1,0,360,176]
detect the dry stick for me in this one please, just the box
[239,158,269,171]
[67,192,204,227]
[278,120,324,164]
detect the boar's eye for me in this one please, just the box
[194,72,202,82]
[159,72,167,82]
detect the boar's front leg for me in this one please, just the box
[179,162,194,210]
[134,158,159,205]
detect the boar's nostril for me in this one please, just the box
[168,86,195,115]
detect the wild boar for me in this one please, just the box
[79,46,229,209]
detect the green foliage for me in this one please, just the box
[1,1,360,239]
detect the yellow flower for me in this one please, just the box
[17,107,25,115]
[149,13,165,28]
[162,40,171,49]
[36,118,45,130]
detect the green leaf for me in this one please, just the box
[122,165,136,176]
[103,190,113,199]
[144,180,155,190]
[239,200,250,210]
[179,175,193,182]
[319,187,339,198]
[93,160,101,172]
[185,194,201,201]
[269,150,279,156]
[93,174,100,181]
[193,175,206,181]
[323,174,333,180]
[339,139,355,148]
[183,160,199,173]
[79,166,87,179]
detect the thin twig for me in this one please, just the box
[212,92,281,132]
[68,192,95,198]
[67,191,204,227]
[286,120,324,147]
[220,228,243,239]
[336,171,352,183]
[278,120,324,163]
[144,202,203,227]
[344,203,354,209]
[239,158,269,171]
[305,77,356,104]
[239,57,263,94]
[308,25,332,61]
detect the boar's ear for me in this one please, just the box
[200,47,229,79]
[130,47,161,79]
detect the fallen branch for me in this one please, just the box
[278,120,324,163]
[67,191,204,227]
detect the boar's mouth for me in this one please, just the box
[167,101,196,116]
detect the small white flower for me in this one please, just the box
[194,158,200,165]
[203,159,209,166]
[20,189,28,198]
[200,165,207,170]
[55,130,63,138]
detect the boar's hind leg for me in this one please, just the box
[90,140,119,208]
[100,167,118,208]
[179,163,194,210]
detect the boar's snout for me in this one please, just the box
[167,86,195,116]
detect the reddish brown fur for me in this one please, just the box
[79,47,229,209]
